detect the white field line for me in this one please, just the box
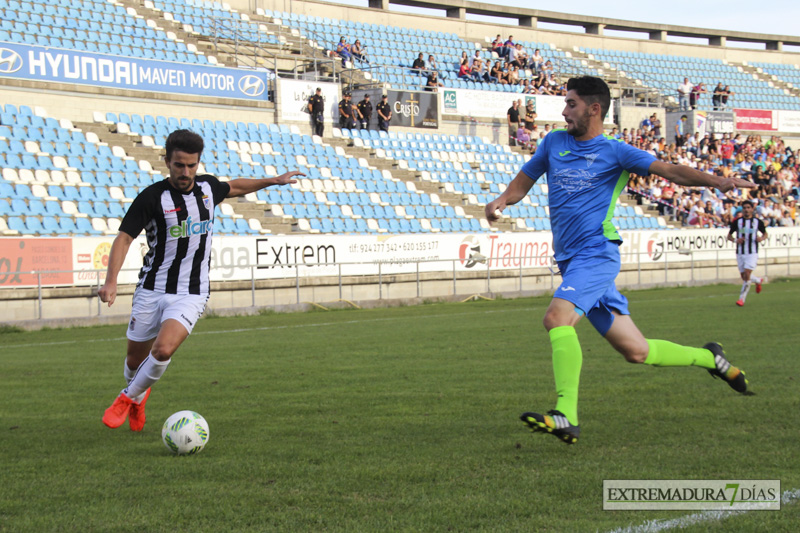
[0,308,523,351]
[605,488,800,533]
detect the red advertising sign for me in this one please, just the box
[734,109,776,131]
[0,238,73,287]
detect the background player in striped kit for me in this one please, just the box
[728,200,768,306]
[99,129,303,431]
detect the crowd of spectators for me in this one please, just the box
[408,36,566,95]
[677,78,733,111]
[626,125,798,228]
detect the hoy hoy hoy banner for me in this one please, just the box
[0,42,269,100]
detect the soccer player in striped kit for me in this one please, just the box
[728,200,768,307]
[99,129,303,431]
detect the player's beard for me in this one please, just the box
[566,110,591,138]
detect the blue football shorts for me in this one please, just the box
[554,240,629,336]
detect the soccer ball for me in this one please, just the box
[161,410,210,455]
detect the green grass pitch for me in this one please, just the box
[2,280,799,532]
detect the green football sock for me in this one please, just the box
[644,339,714,369]
[550,326,582,426]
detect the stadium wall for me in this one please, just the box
[3,228,800,327]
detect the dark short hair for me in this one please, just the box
[566,76,611,118]
[165,129,204,160]
[742,200,754,207]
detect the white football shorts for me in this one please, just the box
[736,253,758,273]
[126,287,209,341]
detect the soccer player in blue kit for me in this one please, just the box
[485,77,754,445]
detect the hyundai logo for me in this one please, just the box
[0,48,23,74]
[239,75,265,97]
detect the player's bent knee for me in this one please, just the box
[617,340,649,364]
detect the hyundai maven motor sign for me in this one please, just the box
[0,42,270,101]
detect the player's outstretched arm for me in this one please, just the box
[98,231,135,307]
[649,161,756,193]
[226,170,305,198]
[485,170,535,224]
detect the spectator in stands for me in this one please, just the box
[507,43,520,68]
[338,92,356,129]
[675,115,688,147]
[530,48,544,73]
[411,52,426,76]
[721,85,733,109]
[99,129,303,433]
[357,93,372,130]
[677,77,692,111]
[538,60,553,84]
[336,37,352,66]
[720,134,735,166]
[426,55,440,77]
[308,87,325,137]
[503,35,515,53]
[712,82,724,110]
[351,39,368,64]
[758,197,778,226]
[376,94,392,132]
[507,65,521,85]
[458,59,472,81]
[516,126,531,145]
[524,100,537,132]
[640,114,653,133]
[425,71,444,92]
[485,61,500,83]
[469,51,485,81]
[651,114,662,138]
[491,34,505,58]
[690,82,707,110]
[507,99,520,146]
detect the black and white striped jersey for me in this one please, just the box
[728,216,767,255]
[119,175,230,295]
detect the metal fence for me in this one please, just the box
[2,245,798,322]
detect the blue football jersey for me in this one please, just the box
[521,130,656,260]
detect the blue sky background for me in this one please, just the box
[323,0,800,39]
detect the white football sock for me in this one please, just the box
[123,354,170,400]
[751,276,762,284]
[123,360,147,402]
[739,281,751,302]
[124,361,136,383]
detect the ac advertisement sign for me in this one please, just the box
[441,89,615,124]
[4,229,800,289]
[0,42,269,100]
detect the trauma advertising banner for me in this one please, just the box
[3,228,800,288]
[387,90,439,129]
[277,79,339,123]
[441,89,615,125]
[734,109,776,131]
[0,42,270,100]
